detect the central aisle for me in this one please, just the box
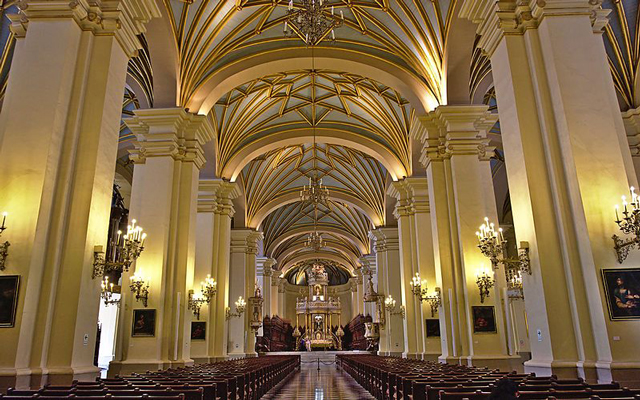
[261,359,375,399]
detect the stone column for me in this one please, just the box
[414,105,513,369]
[205,182,237,361]
[265,259,277,318]
[350,278,359,318]
[622,108,640,183]
[110,108,213,375]
[277,280,286,317]
[0,0,157,389]
[370,228,405,357]
[258,258,273,321]
[461,0,639,384]
[228,229,262,358]
[390,177,441,360]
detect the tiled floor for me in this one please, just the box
[262,360,374,399]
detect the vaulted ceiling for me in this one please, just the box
[163,0,457,110]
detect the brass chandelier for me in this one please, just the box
[284,0,344,46]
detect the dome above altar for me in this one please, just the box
[284,260,352,286]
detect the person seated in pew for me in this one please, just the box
[489,378,519,400]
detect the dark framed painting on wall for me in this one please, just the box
[425,319,440,337]
[132,309,156,337]
[191,321,206,340]
[472,306,497,333]
[0,275,19,327]
[601,268,640,320]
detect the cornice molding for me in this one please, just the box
[414,105,497,167]
[9,0,160,57]
[460,0,609,58]
[127,108,214,169]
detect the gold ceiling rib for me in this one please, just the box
[240,143,386,229]
[212,70,413,178]
[162,0,455,107]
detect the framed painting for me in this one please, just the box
[132,309,156,337]
[0,275,19,327]
[425,319,440,337]
[601,268,640,320]
[191,321,206,341]
[472,306,497,333]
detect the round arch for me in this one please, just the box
[187,47,438,116]
[268,226,367,256]
[279,251,358,275]
[250,192,381,230]
[277,242,360,270]
[222,127,407,182]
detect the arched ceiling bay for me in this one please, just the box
[212,69,413,180]
[163,0,457,109]
[284,259,353,286]
[239,143,387,229]
[261,200,371,268]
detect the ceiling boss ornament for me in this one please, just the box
[284,0,344,46]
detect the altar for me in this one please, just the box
[293,263,344,351]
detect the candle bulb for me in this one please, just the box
[340,10,344,19]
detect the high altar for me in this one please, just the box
[293,263,344,351]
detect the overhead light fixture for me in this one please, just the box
[284,0,344,46]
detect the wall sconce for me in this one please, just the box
[93,219,146,278]
[188,290,207,320]
[100,276,120,306]
[476,268,495,303]
[226,296,246,320]
[0,212,10,271]
[384,295,405,318]
[613,186,640,263]
[507,269,524,300]
[476,217,531,275]
[409,273,442,317]
[129,273,149,307]
[201,274,217,302]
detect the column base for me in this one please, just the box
[610,362,640,388]
[191,356,209,364]
[0,366,101,391]
[422,352,441,362]
[108,360,193,377]
[464,355,524,373]
[524,359,597,380]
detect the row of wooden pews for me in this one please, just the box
[337,354,640,400]
[0,355,300,400]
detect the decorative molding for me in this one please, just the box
[460,0,610,58]
[9,0,160,57]
[127,108,214,169]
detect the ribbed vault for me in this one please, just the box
[283,259,353,286]
[163,0,457,110]
[239,143,387,229]
[213,69,413,180]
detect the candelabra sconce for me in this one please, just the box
[0,212,10,271]
[200,274,217,302]
[613,186,640,263]
[226,296,246,320]
[409,273,442,317]
[507,269,525,300]
[476,217,531,277]
[249,283,264,332]
[129,273,149,308]
[100,276,120,306]
[93,219,146,278]
[188,290,207,320]
[384,295,406,319]
[476,269,495,304]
